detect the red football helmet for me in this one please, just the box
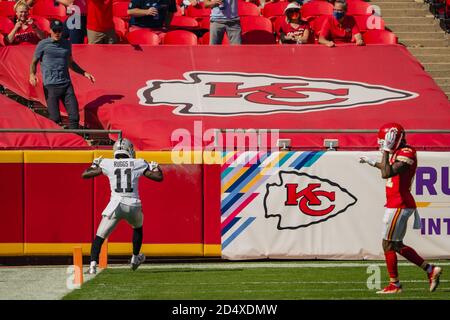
[378,123,405,152]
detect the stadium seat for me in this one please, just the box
[31,0,67,21]
[29,15,51,34]
[126,29,160,45]
[242,30,276,44]
[199,31,230,45]
[112,1,130,21]
[240,15,273,33]
[262,1,289,20]
[346,1,374,16]
[113,16,128,43]
[353,15,385,33]
[0,1,15,19]
[301,1,333,20]
[162,30,198,44]
[170,16,199,30]
[0,33,5,46]
[198,17,210,30]
[363,29,398,44]
[185,3,211,20]
[0,15,14,35]
[309,14,328,43]
[238,2,260,16]
[174,5,183,16]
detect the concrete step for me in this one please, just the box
[382,16,437,25]
[381,9,433,17]
[434,77,450,86]
[408,47,450,54]
[413,55,450,63]
[425,70,450,77]
[386,24,443,32]
[394,31,448,40]
[373,2,427,9]
[423,62,450,71]
[401,38,449,47]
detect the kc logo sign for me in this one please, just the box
[138,71,417,116]
[264,171,357,229]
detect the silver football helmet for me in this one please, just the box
[113,138,135,158]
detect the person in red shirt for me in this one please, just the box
[318,0,364,47]
[86,0,117,44]
[279,2,310,44]
[359,123,443,294]
[5,1,47,45]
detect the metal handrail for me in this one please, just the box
[0,129,122,141]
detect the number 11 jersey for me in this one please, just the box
[99,158,150,200]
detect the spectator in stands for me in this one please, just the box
[127,0,178,40]
[56,0,88,44]
[5,1,47,45]
[279,2,310,44]
[86,0,117,44]
[29,20,95,129]
[318,0,364,47]
[204,0,241,45]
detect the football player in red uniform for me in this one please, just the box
[360,123,442,294]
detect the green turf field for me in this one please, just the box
[62,261,449,300]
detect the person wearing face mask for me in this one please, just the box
[279,2,310,44]
[318,0,364,47]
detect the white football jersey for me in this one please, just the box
[99,158,149,200]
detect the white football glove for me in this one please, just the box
[382,128,398,152]
[149,161,159,171]
[359,156,376,167]
[91,156,103,168]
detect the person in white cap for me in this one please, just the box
[279,2,310,44]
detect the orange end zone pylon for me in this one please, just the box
[73,246,83,286]
[99,238,108,269]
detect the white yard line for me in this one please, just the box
[109,261,450,270]
[0,266,99,300]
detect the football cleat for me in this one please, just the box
[376,282,402,294]
[87,266,97,275]
[130,253,146,271]
[428,266,442,292]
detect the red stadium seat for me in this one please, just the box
[170,16,199,29]
[0,1,15,19]
[240,15,273,33]
[113,16,128,43]
[199,31,230,45]
[262,1,288,19]
[0,33,5,46]
[242,30,276,44]
[353,15,385,33]
[112,2,130,21]
[198,17,210,30]
[301,1,333,20]
[0,15,14,35]
[29,15,50,33]
[185,3,211,20]
[309,14,328,43]
[347,1,374,16]
[238,2,260,16]
[162,30,198,44]
[126,29,160,45]
[363,29,398,44]
[31,0,67,21]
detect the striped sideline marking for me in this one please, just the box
[109,261,450,270]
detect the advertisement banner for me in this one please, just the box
[221,151,450,260]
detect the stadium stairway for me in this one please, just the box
[371,0,450,98]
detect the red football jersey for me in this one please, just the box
[11,24,41,45]
[385,146,417,208]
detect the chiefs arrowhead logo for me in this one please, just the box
[137,71,417,116]
[264,171,357,229]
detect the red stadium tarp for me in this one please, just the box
[0,94,89,148]
[0,44,449,150]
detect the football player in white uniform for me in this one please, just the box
[82,138,163,274]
